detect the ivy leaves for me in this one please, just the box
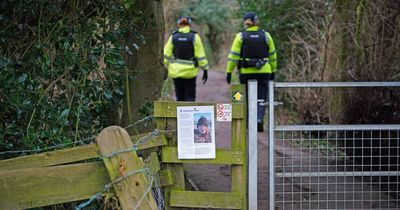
[0,0,140,157]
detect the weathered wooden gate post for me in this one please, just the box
[97,126,157,210]
[155,108,185,210]
[231,84,248,210]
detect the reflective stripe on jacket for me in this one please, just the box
[164,26,209,79]
[226,26,277,75]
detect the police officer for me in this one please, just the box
[226,12,277,132]
[163,17,209,101]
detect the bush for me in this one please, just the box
[0,0,142,158]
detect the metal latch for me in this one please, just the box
[257,99,283,106]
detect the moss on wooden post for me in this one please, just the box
[231,84,247,210]
[156,117,185,210]
[97,126,157,210]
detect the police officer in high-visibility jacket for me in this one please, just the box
[226,12,277,132]
[163,17,209,101]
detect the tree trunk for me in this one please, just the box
[121,0,166,134]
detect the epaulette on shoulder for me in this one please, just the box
[190,30,197,34]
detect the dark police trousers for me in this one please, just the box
[239,74,269,122]
[173,77,196,101]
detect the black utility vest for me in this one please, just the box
[172,30,196,60]
[240,29,269,59]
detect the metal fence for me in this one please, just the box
[268,82,400,210]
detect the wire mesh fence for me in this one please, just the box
[269,82,400,210]
[273,128,399,210]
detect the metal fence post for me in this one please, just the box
[268,81,275,210]
[248,80,257,210]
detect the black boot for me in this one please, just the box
[257,120,264,132]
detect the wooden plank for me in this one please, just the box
[143,154,174,187]
[159,169,174,187]
[231,84,247,210]
[0,162,111,209]
[154,101,245,119]
[158,117,185,210]
[144,152,161,175]
[165,117,178,144]
[97,126,157,210]
[0,160,172,210]
[131,131,167,150]
[170,190,243,209]
[161,147,244,165]
[0,144,99,171]
[0,132,165,171]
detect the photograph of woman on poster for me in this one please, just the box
[193,114,212,143]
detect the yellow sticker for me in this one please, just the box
[232,91,244,102]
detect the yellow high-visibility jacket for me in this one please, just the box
[163,26,209,79]
[226,26,277,75]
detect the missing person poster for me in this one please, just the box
[177,106,216,159]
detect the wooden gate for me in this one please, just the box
[0,126,166,209]
[0,84,248,210]
[155,84,248,209]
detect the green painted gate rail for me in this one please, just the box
[154,84,248,209]
[0,126,170,209]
